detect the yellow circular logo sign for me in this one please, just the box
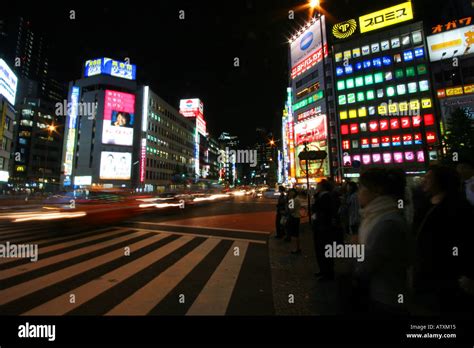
[332,19,357,39]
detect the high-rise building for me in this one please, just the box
[136,87,195,192]
[61,57,196,191]
[425,11,474,136]
[288,14,335,187]
[0,59,18,189]
[11,97,64,190]
[0,17,52,101]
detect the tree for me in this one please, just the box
[442,107,474,163]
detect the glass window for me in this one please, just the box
[368,106,376,115]
[366,90,375,100]
[349,109,357,118]
[385,71,393,81]
[381,40,390,51]
[357,92,365,102]
[355,76,364,87]
[358,107,367,117]
[362,45,370,55]
[377,89,384,98]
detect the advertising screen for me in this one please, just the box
[295,142,330,179]
[102,90,135,146]
[294,116,327,145]
[427,25,474,62]
[359,2,414,34]
[179,98,204,118]
[0,59,18,106]
[290,15,328,79]
[99,151,132,180]
[84,58,136,80]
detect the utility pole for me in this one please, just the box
[304,141,311,224]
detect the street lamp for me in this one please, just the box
[309,0,320,8]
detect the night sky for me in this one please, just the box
[5,0,459,145]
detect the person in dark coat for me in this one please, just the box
[412,165,474,316]
[275,186,287,239]
[311,179,336,281]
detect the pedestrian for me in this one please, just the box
[346,181,360,236]
[456,160,474,206]
[311,179,336,281]
[412,165,474,316]
[286,188,302,254]
[353,168,410,315]
[275,186,287,239]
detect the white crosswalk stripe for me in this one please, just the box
[0,224,270,316]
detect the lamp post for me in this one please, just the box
[42,124,55,192]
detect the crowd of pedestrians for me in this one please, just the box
[274,162,474,316]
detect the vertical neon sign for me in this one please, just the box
[64,86,80,177]
[287,87,296,180]
[140,86,149,183]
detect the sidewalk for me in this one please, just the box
[268,221,354,315]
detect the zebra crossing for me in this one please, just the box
[0,222,274,316]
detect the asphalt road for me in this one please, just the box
[0,196,279,315]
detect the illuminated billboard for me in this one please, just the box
[427,25,474,62]
[64,86,80,177]
[334,21,436,174]
[359,2,413,34]
[102,90,135,146]
[294,116,329,178]
[0,59,18,106]
[290,15,328,79]
[84,58,136,80]
[294,116,327,145]
[179,98,204,118]
[99,151,132,180]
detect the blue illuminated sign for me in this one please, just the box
[403,50,414,62]
[372,58,382,68]
[363,60,371,69]
[84,58,137,80]
[68,86,80,129]
[355,62,363,71]
[336,67,344,76]
[414,47,424,58]
[382,56,392,66]
[344,64,353,74]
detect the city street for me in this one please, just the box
[0,196,289,316]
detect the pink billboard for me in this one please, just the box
[102,90,136,146]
